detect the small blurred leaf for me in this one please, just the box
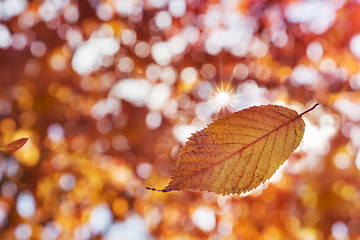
[0,138,29,154]
[147,104,319,195]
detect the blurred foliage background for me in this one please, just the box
[0,0,360,239]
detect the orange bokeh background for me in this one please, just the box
[0,0,360,239]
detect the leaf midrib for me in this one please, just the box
[178,111,302,179]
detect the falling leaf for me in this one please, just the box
[0,138,29,154]
[147,103,319,195]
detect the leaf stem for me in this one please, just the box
[299,103,319,117]
[145,186,167,192]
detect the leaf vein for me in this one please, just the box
[243,134,269,190]
[269,108,295,120]
[249,109,289,122]
[280,124,289,160]
[228,114,279,128]
[222,150,244,190]
[214,122,275,133]
[177,112,302,181]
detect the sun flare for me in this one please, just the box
[208,82,240,115]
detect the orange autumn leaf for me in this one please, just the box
[0,138,29,154]
[147,103,319,195]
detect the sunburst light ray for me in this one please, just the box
[207,81,242,116]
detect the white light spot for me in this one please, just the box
[155,11,172,30]
[233,63,249,80]
[350,125,360,148]
[334,99,360,122]
[114,78,151,107]
[136,163,152,179]
[148,0,167,8]
[0,24,11,48]
[0,99,12,116]
[196,81,212,100]
[231,40,250,57]
[2,181,18,198]
[145,111,162,129]
[135,41,150,58]
[160,66,177,84]
[38,0,65,22]
[151,42,172,66]
[96,3,114,21]
[205,31,222,55]
[5,159,21,179]
[30,41,47,58]
[350,34,360,59]
[195,102,213,122]
[291,65,319,86]
[301,117,333,156]
[203,7,221,28]
[319,57,336,72]
[72,37,120,75]
[18,12,34,29]
[333,153,351,169]
[173,124,200,144]
[331,221,349,240]
[47,123,64,142]
[285,1,338,34]
[40,222,61,240]
[147,83,171,110]
[0,0,28,21]
[350,73,360,90]
[250,38,268,58]
[192,207,216,232]
[11,33,27,50]
[0,204,8,228]
[59,173,76,191]
[105,215,150,240]
[112,135,128,152]
[118,57,134,73]
[182,26,200,44]
[66,28,83,48]
[97,118,112,134]
[200,64,216,80]
[74,225,91,240]
[49,54,66,71]
[163,99,178,118]
[89,204,113,234]
[15,223,32,240]
[145,63,161,82]
[307,41,323,62]
[356,151,360,171]
[121,29,137,46]
[64,4,79,23]
[180,67,198,84]
[90,98,120,120]
[169,0,186,17]
[272,31,288,48]
[16,191,36,218]
[217,219,232,236]
[167,35,187,55]
[94,137,110,153]
[115,0,143,17]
